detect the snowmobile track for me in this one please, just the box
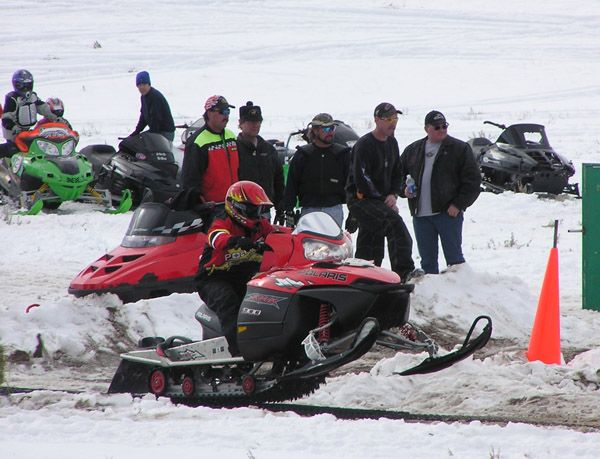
[2,386,599,431]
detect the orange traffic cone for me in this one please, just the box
[526,247,561,364]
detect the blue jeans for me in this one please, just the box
[413,212,464,274]
[301,205,344,227]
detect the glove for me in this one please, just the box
[226,236,256,251]
[273,209,285,226]
[284,211,296,228]
[254,241,272,253]
[344,215,359,234]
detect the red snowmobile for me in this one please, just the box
[107,212,492,406]
[68,201,215,303]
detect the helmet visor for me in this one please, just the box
[232,201,271,219]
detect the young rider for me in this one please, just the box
[195,180,279,356]
[36,98,73,130]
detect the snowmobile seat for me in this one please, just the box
[80,144,117,175]
[195,304,223,339]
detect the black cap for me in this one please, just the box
[374,102,402,118]
[424,110,446,125]
[239,101,263,122]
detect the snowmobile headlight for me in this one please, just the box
[62,139,75,156]
[121,235,176,248]
[37,140,60,156]
[302,237,353,262]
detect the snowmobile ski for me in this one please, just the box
[394,315,492,376]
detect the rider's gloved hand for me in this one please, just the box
[253,241,272,253]
[344,215,359,234]
[226,236,256,251]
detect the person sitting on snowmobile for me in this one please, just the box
[0,70,60,158]
[195,180,278,356]
[129,71,175,142]
[35,97,74,131]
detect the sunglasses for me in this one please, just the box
[380,116,399,123]
[211,108,230,116]
[320,125,336,133]
[432,123,449,131]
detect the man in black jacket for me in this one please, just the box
[282,113,350,227]
[346,102,415,281]
[400,110,481,274]
[237,101,284,222]
[130,71,175,141]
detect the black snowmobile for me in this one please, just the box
[468,121,579,196]
[108,212,492,406]
[81,132,182,208]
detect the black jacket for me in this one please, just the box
[400,135,481,216]
[346,132,403,202]
[133,87,175,135]
[237,134,284,211]
[283,142,350,211]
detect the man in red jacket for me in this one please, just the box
[182,95,239,204]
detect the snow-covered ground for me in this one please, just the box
[2,1,600,457]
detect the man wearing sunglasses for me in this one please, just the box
[282,113,351,227]
[181,95,239,204]
[346,102,416,283]
[400,110,481,275]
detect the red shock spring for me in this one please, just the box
[318,303,331,343]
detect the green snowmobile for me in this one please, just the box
[0,122,131,215]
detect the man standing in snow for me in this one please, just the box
[129,71,175,142]
[282,113,351,227]
[346,102,417,282]
[236,101,284,222]
[400,110,481,274]
[181,95,239,204]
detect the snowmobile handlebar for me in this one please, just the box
[483,121,507,130]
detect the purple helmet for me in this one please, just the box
[12,69,34,94]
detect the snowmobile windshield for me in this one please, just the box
[181,118,204,145]
[120,132,174,156]
[497,124,551,149]
[122,203,176,247]
[293,212,353,262]
[333,121,359,147]
[293,212,342,239]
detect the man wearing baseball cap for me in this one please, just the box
[282,112,351,227]
[400,110,481,274]
[181,95,239,203]
[346,102,417,282]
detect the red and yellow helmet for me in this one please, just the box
[225,181,273,229]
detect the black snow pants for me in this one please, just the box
[196,278,247,356]
[349,198,415,280]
